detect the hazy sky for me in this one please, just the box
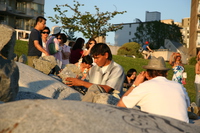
[44,0,191,45]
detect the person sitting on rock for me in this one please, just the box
[65,43,125,102]
[117,56,190,123]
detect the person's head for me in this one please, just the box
[86,38,97,49]
[41,27,50,38]
[174,52,182,62]
[90,43,112,67]
[143,56,170,79]
[57,33,67,44]
[127,68,137,80]
[35,16,46,30]
[50,26,61,36]
[72,37,85,50]
[81,55,93,69]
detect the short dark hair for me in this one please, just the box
[82,55,93,65]
[90,43,112,60]
[127,68,137,77]
[59,33,68,43]
[147,69,168,78]
[72,37,85,50]
[86,38,97,49]
[41,26,50,33]
[35,16,46,27]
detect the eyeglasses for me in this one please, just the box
[42,32,49,34]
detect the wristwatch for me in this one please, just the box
[132,84,137,88]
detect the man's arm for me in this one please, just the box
[65,77,112,92]
[34,40,49,56]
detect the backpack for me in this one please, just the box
[48,37,58,55]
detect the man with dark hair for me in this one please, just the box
[28,16,49,67]
[117,56,190,123]
[66,43,125,102]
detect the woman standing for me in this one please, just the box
[169,52,185,85]
[57,33,71,69]
[41,27,50,57]
[83,38,97,56]
[195,52,200,107]
[70,37,85,64]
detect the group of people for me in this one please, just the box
[27,16,97,77]
[27,16,191,123]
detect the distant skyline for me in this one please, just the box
[45,0,190,45]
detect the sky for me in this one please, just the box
[44,0,191,45]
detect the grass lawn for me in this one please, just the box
[14,40,196,102]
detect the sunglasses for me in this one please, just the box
[89,43,94,44]
[57,38,62,39]
[42,32,50,34]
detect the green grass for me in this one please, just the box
[14,40,196,102]
[113,55,196,102]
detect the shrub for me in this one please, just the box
[117,42,143,58]
[188,56,197,65]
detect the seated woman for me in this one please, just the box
[123,68,137,94]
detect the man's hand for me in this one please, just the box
[134,71,146,86]
[65,77,82,86]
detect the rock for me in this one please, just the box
[16,62,83,101]
[0,56,19,102]
[93,93,120,105]
[18,54,27,64]
[59,64,82,84]
[0,24,16,59]
[0,100,199,133]
[33,55,57,74]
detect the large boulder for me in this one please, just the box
[16,62,83,101]
[0,99,199,133]
[0,57,19,102]
[0,24,16,60]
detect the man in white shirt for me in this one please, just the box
[117,56,190,123]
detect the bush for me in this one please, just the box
[117,42,143,58]
[188,56,197,65]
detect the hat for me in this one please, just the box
[143,56,170,70]
[145,41,149,44]
[50,26,61,35]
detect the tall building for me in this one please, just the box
[188,0,200,56]
[0,0,44,32]
[182,18,190,48]
[145,11,161,22]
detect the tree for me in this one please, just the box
[132,21,183,49]
[48,0,126,39]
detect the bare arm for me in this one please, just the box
[117,71,146,107]
[146,46,153,52]
[169,53,175,66]
[34,40,49,56]
[65,77,113,92]
[195,62,200,74]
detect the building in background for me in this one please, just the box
[114,11,161,46]
[181,18,190,48]
[0,0,45,40]
[189,0,200,57]
[145,11,161,22]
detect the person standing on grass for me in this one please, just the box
[28,16,49,68]
[117,56,190,123]
[195,52,200,107]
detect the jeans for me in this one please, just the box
[194,83,200,107]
